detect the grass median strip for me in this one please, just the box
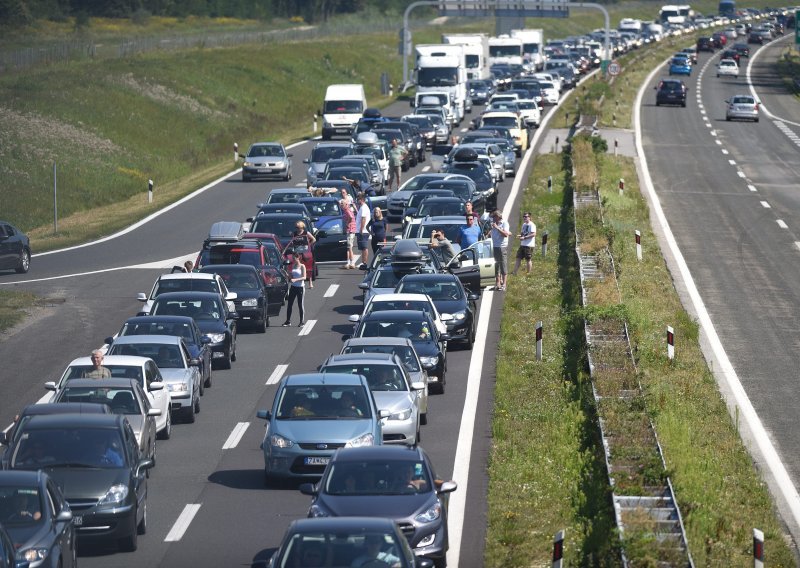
[0,290,43,334]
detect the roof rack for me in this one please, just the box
[207,221,243,243]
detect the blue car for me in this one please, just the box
[669,56,692,76]
[256,373,388,483]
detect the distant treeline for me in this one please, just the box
[1,0,411,26]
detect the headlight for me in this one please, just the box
[452,311,466,321]
[346,433,375,447]
[415,502,442,523]
[309,504,330,518]
[98,483,129,506]
[243,161,253,167]
[419,356,439,367]
[270,434,293,448]
[241,298,258,307]
[168,382,189,392]
[388,407,413,421]
[404,216,411,223]
[20,548,49,562]
[208,333,225,343]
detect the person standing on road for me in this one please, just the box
[512,212,536,276]
[367,207,388,256]
[456,214,482,250]
[282,256,306,327]
[430,228,456,265]
[340,188,357,269]
[490,209,511,291]
[355,192,372,268]
[387,139,408,193]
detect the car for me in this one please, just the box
[263,516,428,568]
[248,212,314,248]
[717,58,739,78]
[720,48,741,65]
[135,271,236,317]
[200,264,277,332]
[359,263,437,306]
[241,142,293,182]
[149,291,238,370]
[478,112,527,156]
[712,31,728,48]
[0,221,31,274]
[402,190,456,223]
[253,202,311,220]
[395,273,479,348]
[0,470,77,568]
[319,353,424,446]
[264,187,312,206]
[467,79,494,104]
[42,355,171,439]
[303,141,354,187]
[387,174,461,222]
[732,43,750,58]
[655,79,688,107]
[298,196,342,226]
[421,179,486,213]
[299,446,457,567]
[408,197,466,227]
[668,56,692,76]
[696,36,715,52]
[5,414,154,551]
[349,310,449,394]
[0,523,15,568]
[680,46,698,64]
[321,158,373,187]
[402,115,437,149]
[372,128,412,171]
[256,373,388,483]
[106,335,202,424]
[445,144,504,182]
[352,291,449,337]
[110,315,213,389]
[747,31,764,44]
[725,94,759,122]
[381,121,425,165]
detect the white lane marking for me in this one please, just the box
[323,284,339,298]
[635,59,800,537]
[706,123,713,128]
[266,364,288,386]
[164,504,202,542]
[298,319,317,336]
[700,108,706,114]
[222,422,250,449]
[721,149,729,155]
[728,159,736,165]
[737,171,746,178]
[748,37,800,127]
[421,166,431,172]
[447,291,494,568]
[761,201,771,209]
[795,242,800,252]
[777,220,788,229]
[748,184,758,192]
[716,140,723,145]
[710,130,717,136]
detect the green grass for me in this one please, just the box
[0,290,41,332]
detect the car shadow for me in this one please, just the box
[330,324,356,336]
[76,540,120,557]
[251,547,279,568]
[207,468,270,491]
[332,304,361,316]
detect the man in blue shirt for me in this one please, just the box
[456,214,482,249]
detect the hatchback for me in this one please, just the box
[655,79,687,107]
[725,95,759,122]
[242,142,293,182]
[717,58,739,78]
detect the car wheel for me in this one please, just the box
[119,515,138,552]
[158,410,171,440]
[218,349,232,370]
[230,338,237,362]
[204,362,213,388]
[137,501,147,535]
[656,101,660,106]
[257,314,267,333]
[726,116,731,121]
[16,249,30,274]
[183,401,196,424]
[194,393,200,414]
[420,412,427,425]
[242,174,250,182]
[433,557,447,568]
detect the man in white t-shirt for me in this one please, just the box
[354,192,372,268]
[513,212,536,276]
[490,209,511,291]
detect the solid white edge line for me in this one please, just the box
[748,35,800,126]
[222,422,250,450]
[635,56,800,538]
[266,364,289,386]
[777,220,788,229]
[164,503,202,542]
[298,319,317,336]
[323,284,339,298]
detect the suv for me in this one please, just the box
[655,79,687,107]
[303,141,353,187]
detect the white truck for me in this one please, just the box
[488,35,524,68]
[509,29,545,71]
[321,84,366,140]
[441,33,490,80]
[414,43,469,123]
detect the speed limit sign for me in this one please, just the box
[608,61,621,76]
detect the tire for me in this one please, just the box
[15,249,30,274]
[183,400,196,424]
[242,174,250,182]
[257,314,267,333]
[420,412,427,425]
[204,363,213,388]
[433,557,447,568]
[119,516,138,552]
[198,374,204,397]
[194,393,200,414]
[681,102,686,107]
[755,118,759,122]
[158,411,171,440]
[137,501,147,535]
[230,336,237,362]
[656,101,660,106]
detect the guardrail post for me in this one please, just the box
[547,175,553,193]
[536,321,543,361]
[234,142,238,164]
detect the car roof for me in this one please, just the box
[157,272,216,282]
[362,310,427,321]
[67,355,153,366]
[0,470,47,486]
[369,293,433,303]
[112,334,183,345]
[269,188,309,194]
[284,373,367,386]
[324,353,398,365]
[250,142,283,147]
[124,315,196,325]
[419,197,464,203]
[60,378,140,389]
[22,413,124,430]
[200,264,259,273]
[330,445,423,462]
[20,402,112,417]
[287,516,398,534]
[343,337,416,348]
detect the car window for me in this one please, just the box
[277,385,372,419]
[318,218,344,235]
[324,460,431,495]
[342,345,421,372]
[64,363,143,381]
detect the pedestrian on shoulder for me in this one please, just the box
[490,209,511,291]
[512,212,536,276]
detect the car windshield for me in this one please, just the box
[322,364,407,392]
[311,146,351,162]
[268,192,307,204]
[63,364,144,381]
[373,270,410,289]
[120,321,195,343]
[109,342,183,369]
[152,279,218,296]
[277,385,372,419]
[481,116,517,128]
[418,201,464,217]
[151,298,223,321]
[205,247,262,268]
[359,319,432,341]
[56,385,142,415]
[277,531,403,567]
[397,279,463,301]
[214,271,259,291]
[0,486,44,526]
[11,428,125,469]
[343,345,421,372]
[324,460,431,495]
[449,164,492,184]
[248,145,284,158]
[251,219,300,238]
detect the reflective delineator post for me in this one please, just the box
[619,178,624,196]
[148,179,153,204]
[313,113,318,134]
[547,175,553,193]
[552,529,564,568]
[542,231,549,258]
[536,321,543,361]
[234,142,238,164]
[667,326,675,360]
[614,138,618,156]
[753,528,764,568]
[635,230,642,261]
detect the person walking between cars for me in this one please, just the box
[355,192,371,268]
[367,207,388,256]
[490,209,511,291]
[387,139,408,193]
[340,188,357,269]
[282,256,306,327]
[512,212,536,276]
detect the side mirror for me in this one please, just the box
[246,217,254,223]
[188,358,201,367]
[55,509,73,523]
[298,483,317,496]
[137,458,155,473]
[359,263,369,271]
[440,313,454,322]
[256,410,272,420]
[136,293,147,302]
[358,282,369,290]
[149,382,164,391]
[287,153,294,158]
[228,312,240,320]
[411,381,425,391]
[440,333,451,342]
[225,292,238,301]
[303,158,310,164]
[379,409,391,419]
[437,480,458,494]
[341,335,352,342]
[44,382,57,391]
[105,336,114,346]
[201,336,212,345]
[316,230,328,239]
[0,431,8,445]
[148,408,162,417]
[468,293,480,302]
[348,314,360,323]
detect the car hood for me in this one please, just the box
[373,391,415,412]
[388,190,415,204]
[160,367,194,383]
[319,493,435,518]
[41,467,129,500]
[430,299,467,316]
[6,522,52,550]
[408,339,440,358]
[273,418,375,443]
[196,319,226,334]
[245,156,287,166]
[229,289,261,301]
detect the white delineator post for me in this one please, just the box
[552,529,564,568]
[667,326,675,360]
[313,113,318,134]
[635,230,642,261]
[542,231,549,258]
[753,528,764,568]
[536,321,543,361]
[619,177,624,196]
[234,142,238,163]
[547,175,553,193]
[148,179,153,204]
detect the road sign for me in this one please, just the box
[608,61,621,76]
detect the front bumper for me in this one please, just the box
[262,444,341,479]
[382,417,418,446]
[67,500,137,542]
[242,164,289,179]
[168,390,192,410]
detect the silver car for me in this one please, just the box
[319,353,424,446]
[303,141,353,187]
[242,142,293,182]
[725,94,759,122]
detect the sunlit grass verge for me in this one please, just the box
[0,290,41,333]
[775,48,800,96]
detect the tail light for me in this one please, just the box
[754,103,759,111]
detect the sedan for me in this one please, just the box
[242,142,293,182]
[200,264,272,332]
[716,58,739,78]
[0,221,31,274]
[725,95,759,122]
[299,446,457,567]
[0,470,76,568]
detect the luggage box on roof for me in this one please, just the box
[391,239,425,263]
[453,147,479,162]
[356,131,380,144]
[363,108,383,119]
[207,221,243,242]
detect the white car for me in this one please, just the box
[350,292,452,335]
[515,99,542,127]
[717,58,739,78]
[137,272,236,316]
[43,355,173,440]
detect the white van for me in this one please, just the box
[321,84,367,140]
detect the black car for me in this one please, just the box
[109,315,213,387]
[300,446,456,566]
[149,291,238,370]
[350,310,449,394]
[0,470,77,568]
[249,213,314,248]
[747,31,764,44]
[396,273,479,348]
[0,523,14,568]
[403,190,456,221]
[467,79,494,105]
[442,161,495,208]
[720,48,741,64]
[200,264,276,332]
[6,414,153,552]
[732,43,750,57]
[696,36,715,52]
[254,202,311,218]
[0,221,31,274]
[422,180,486,213]
[655,79,687,107]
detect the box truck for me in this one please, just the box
[441,33,490,80]
[414,44,469,122]
[509,29,545,71]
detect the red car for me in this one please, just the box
[282,234,317,283]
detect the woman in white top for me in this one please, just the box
[282,256,306,327]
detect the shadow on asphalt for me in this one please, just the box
[207,468,269,491]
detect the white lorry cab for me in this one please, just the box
[509,29,545,71]
[488,35,524,67]
[321,84,366,140]
[441,33,490,80]
[414,44,469,122]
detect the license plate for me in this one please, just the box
[257,168,271,173]
[335,128,349,133]
[304,456,329,466]
[73,515,83,526]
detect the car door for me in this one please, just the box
[445,248,481,295]
[134,383,157,454]
[313,217,348,262]
[0,224,13,269]
[145,361,169,423]
[180,341,201,397]
[124,422,147,509]
[190,321,212,381]
[46,479,75,566]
